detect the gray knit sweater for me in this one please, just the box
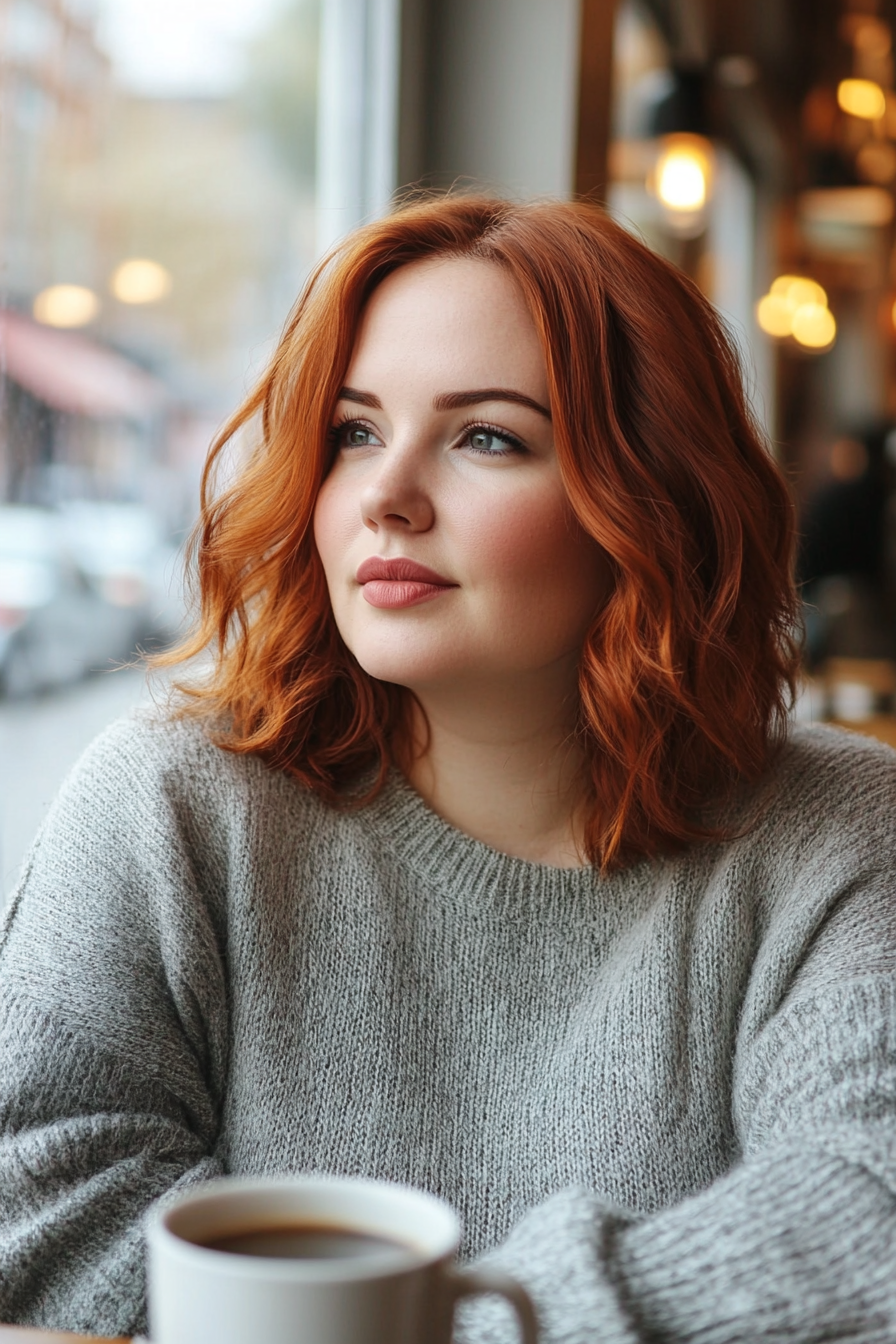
[0,714,895,1341]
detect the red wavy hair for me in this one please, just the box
[160,195,800,870]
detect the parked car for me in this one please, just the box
[0,504,182,699]
[57,500,185,643]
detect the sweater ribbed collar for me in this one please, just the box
[355,768,623,903]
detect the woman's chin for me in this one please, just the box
[343,630,466,690]
[349,645,471,693]
[360,660,453,691]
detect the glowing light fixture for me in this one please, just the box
[791,303,836,348]
[33,284,99,328]
[111,258,173,304]
[770,275,827,308]
[756,275,836,350]
[756,294,794,338]
[837,78,886,120]
[653,134,712,212]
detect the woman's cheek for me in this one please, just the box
[313,475,355,572]
[462,490,574,594]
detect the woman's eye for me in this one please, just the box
[464,427,523,457]
[333,422,379,449]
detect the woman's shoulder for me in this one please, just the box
[701,721,896,911]
[52,708,324,836]
[74,707,244,778]
[781,718,896,769]
[773,720,896,816]
[736,721,896,895]
[4,710,334,929]
[729,723,896,1025]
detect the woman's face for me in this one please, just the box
[313,257,611,699]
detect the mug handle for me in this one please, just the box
[446,1265,539,1343]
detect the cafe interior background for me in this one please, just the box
[1,0,896,897]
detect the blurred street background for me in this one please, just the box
[0,0,317,894]
[3,0,896,897]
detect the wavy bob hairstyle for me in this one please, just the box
[163,194,800,871]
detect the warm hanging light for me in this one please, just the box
[755,275,835,350]
[756,294,794,337]
[645,67,715,239]
[33,284,99,328]
[771,275,827,308]
[837,78,886,119]
[111,258,173,304]
[792,304,836,348]
[653,133,713,212]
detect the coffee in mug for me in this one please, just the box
[198,1225,412,1260]
[147,1175,538,1344]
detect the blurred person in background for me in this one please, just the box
[0,196,894,1343]
[798,422,896,668]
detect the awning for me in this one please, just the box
[0,309,166,420]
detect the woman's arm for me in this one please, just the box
[0,718,230,1338]
[457,876,896,1343]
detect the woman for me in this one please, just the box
[1,196,894,1341]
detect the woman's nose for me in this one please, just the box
[360,442,435,533]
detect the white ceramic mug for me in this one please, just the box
[147,1175,538,1344]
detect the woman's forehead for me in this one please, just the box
[345,256,549,402]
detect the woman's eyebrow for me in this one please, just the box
[338,387,383,408]
[337,386,552,421]
[433,388,552,420]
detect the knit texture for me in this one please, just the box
[0,715,894,1340]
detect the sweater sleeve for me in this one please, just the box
[0,718,229,1338]
[457,830,896,1341]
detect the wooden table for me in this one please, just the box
[0,1328,129,1342]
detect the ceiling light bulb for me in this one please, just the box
[770,274,803,297]
[767,275,827,314]
[111,258,173,305]
[784,278,828,310]
[33,284,99,328]
[837,78,886,120]
[652,134,713,213]
[756,294,795,337]
[656,151,707,210]
[791,304,836,349]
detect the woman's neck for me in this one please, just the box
[404,674,589,869]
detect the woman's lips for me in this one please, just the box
[356,557,457,609]
[362,580,451,608]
